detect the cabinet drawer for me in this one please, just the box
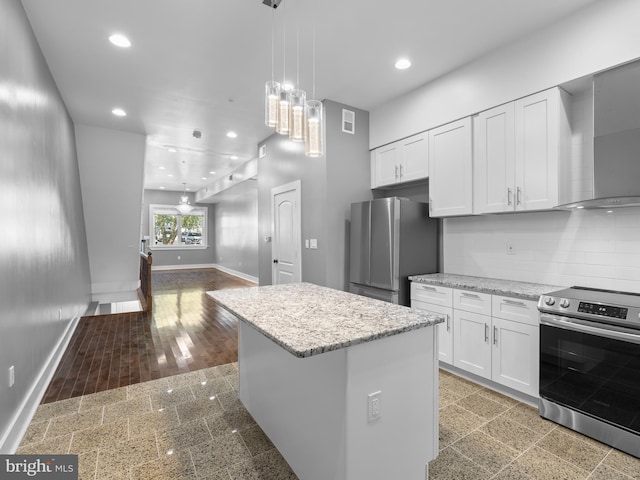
[411,283,453,307]
[453,289,492,316]
[492,296,539,327]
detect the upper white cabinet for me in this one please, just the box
[370,132,428,188]
[473,87,571,214]
[428,117,473,217]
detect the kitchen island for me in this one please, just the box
[208,282,443,480]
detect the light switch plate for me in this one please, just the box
[310,239,318,249]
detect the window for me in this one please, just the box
[149,204,207,249]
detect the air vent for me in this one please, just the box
[342,109,355,134]
[259,144,267,158]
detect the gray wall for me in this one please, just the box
[76,124,145,301]
[0,0,91,451]
[257,100,371,289]
[142,189,216,268]
[210,179,259,281]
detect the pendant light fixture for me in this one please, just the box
[304,1,324,158]
[264,1,280,127]
[288,0,306,142]
[276,2,291,135]
[175,183,193,214]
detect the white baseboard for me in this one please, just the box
[0,310,82,454]
[212,265,259,284]
[151,263,258,284]
[152,263,217,271]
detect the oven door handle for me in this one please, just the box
[540,314,640,345]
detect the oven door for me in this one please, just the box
[539,314,640,437]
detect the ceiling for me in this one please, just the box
[21,0,601,193]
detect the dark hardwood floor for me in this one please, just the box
[41,268,254,404]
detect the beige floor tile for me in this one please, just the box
[80,387,127,411]
[129,406,180,436]
[438,425,461,450]
[428,446,492,480]
[149,386,195,410]
[225,448,298,480]
[503,403,557,436]
[78,449,98,480]
[456,392,509,420]
[16,433,72,454]
[537,427,610,472]
[130,448,197,480]
[103,396,153,424]
[480,416,542,452]
[189,433,252,477]
[588,464,634,480]
[175,396,225,424]
[491,463,535,480]
[70,418,129,453]
[439,387,462,408]
[439,404,485,438]
[216,363,238,376]
[20,419,49,446]
[451,430,519,475]
[602,450,640,479]
[31,397,82,423]
[96,433,159,478]
[127,377,170,400]
[513,446,590,480]
[166,370,207,389]
[46,407,104,438]
[190,377,234,401]
[216,390,244,411]
[239,424,275,456]
[439,374,482,398]
[206,408,257,436]
[225,373,239,390]
[476,387,519,407]
[155,418,213,453]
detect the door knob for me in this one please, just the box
[273,259,279,263]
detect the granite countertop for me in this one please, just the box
[208,282,444,358]
[409,273,563,301]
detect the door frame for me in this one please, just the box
[270,179,302,284]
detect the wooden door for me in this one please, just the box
[271,180,301,284]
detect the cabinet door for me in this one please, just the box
[514,89,560,211]
[428,117,473,217]
[372,143,399,188]
[453,310,491,379]
[474,103,515,214]
[413,300,453,365]
[399,132,428,183]
[491,317,539,397]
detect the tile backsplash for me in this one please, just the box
[443,207,640,292]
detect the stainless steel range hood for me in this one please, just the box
[560,59,640,209]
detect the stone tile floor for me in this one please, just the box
[18,366,640,479]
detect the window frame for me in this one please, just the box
[149,203,208,250]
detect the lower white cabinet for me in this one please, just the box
[453,309,492,378]
[413,299,453,364]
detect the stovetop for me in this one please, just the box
[538,286,640,329]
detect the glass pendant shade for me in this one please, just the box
[276,87,292,135]
[265,81,280,127]
[288,89,306,142]
[304,100,324,157]
[176,195,193,214]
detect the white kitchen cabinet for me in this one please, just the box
[411,283,454,364]
[370,132,428,188]
[428,117,473,217]
[473,87,572,214]
[453,309,492,379]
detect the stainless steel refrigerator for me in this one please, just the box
[349,197,438,306]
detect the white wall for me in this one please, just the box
[76,124,146,302]
[370,0,640,148]
[444,207,640,293]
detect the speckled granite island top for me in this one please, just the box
[409,273,564,301]
[208,282,443,358]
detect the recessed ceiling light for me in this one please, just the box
[167,148,177,153]
[394,58,411,70]
[201,177,207,180]
[159,166,166,170]
[167,174,173,177]
[226,131,237,138]
[111,108,127,117]
[159,186,165,189]
[230,155,238,160]
[209,171,216,175]
[109,33,131,48]
[186,187,191,191]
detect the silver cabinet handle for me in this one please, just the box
[399,164,404,178]
[429,197,433,214]
[502,299,526,307]
[419,285,438,292]
[516,186,522,205]
[461,292,481,299]
[493,326,498,345]
[395,165,399,179]
[485,323,489,342]
[446,314,450,332]
[507,187,513,206]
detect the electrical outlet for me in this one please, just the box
[367,391,381,422]
[506,242,516,255]
[9,365,15,388]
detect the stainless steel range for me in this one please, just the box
[538,286,640,458]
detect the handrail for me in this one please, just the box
[138,251,153,312]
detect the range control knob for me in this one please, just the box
[544,296,556,306]
[560,298,570,308]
